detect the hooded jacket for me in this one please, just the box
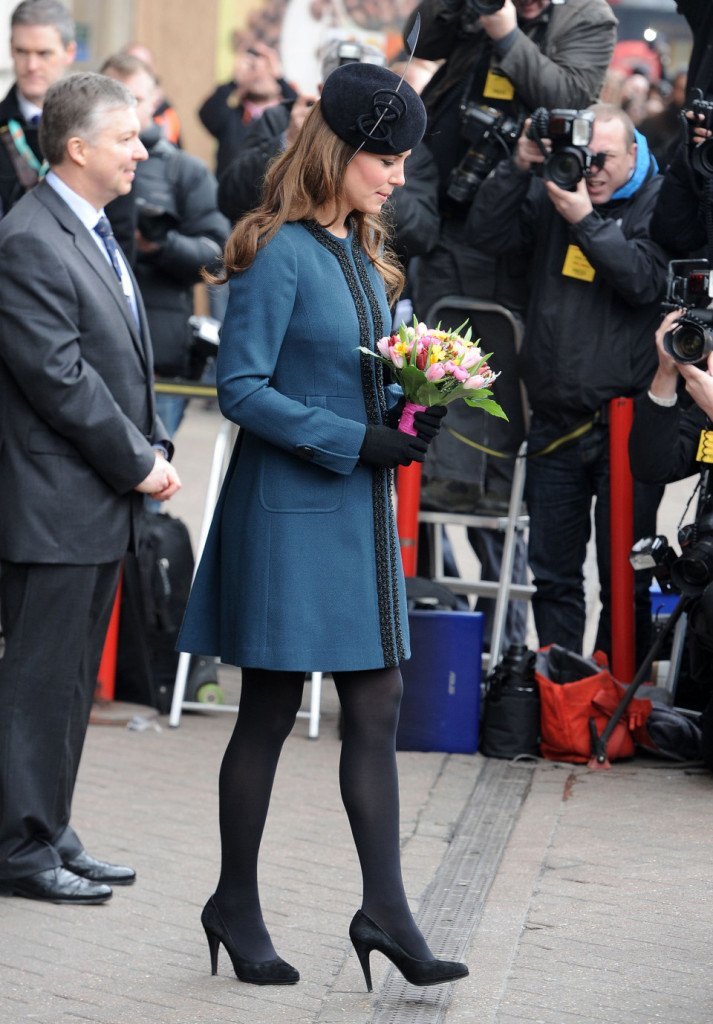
[469,135,670,429]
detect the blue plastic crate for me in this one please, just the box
[396,610,483,754]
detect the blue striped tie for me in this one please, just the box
[94,215,125,284]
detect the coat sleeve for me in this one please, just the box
[649,144,707,255]
[569,181,670,307]
[0,231,156,494]
[147,155,230,285]
[629,392,703,484]
[218,136,282,224]
[387,143,440,261]
[406,0,463,61]
[496,5,617,109]
[217,234,366,475]
[467,159,541,256]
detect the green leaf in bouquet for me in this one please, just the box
[463,395,509,419]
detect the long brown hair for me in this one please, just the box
[206,104,405,303]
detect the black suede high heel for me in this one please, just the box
[349,909,468,992]
[201,896,299,986]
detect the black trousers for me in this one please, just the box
[0,560,121,880]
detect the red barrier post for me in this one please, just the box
[609,397,635,682]
[96,569,123,701]
[397,462,423,577]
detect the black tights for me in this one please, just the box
[213,666,432,963]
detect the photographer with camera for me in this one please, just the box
[216,42,440,268]
[101,54,230,441]
[629,306,713,767]
[402,0,616,650]
[468,103,669,665]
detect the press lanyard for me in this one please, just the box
[7,118,49,178]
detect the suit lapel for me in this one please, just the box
[34,182,148,368]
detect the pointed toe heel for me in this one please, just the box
[201,896,299,986]
[349,909,468,992]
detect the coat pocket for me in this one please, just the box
[259,445,346,514]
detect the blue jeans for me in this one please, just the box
[525,418,663,665]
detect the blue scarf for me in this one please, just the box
[610,130,658,201]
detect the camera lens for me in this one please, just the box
[671,538,713,595]
[544,148,585,189]
[663,321,713,364]
[690,138,713,177]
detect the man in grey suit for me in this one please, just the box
[0,72,181,904]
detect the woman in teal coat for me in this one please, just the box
[178,62,468,993]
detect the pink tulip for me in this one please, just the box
[426,363,446,382]
[463,373,487,390]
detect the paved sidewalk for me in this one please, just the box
[1,404,711,1024]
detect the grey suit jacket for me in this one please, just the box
[0,180,168,564]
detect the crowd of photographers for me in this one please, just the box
[400,0,713,757]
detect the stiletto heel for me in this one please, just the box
[350,933,374,992]
[349,909,468,992]
[204,923,220,975]
[201,896,300,986]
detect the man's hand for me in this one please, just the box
[544,176,593,224]
[479,0,517,40]
[514,122,547,171]
[679,351,713,419]
[135,453,182,501]
[285,94,317,146]
[650,308,684,401]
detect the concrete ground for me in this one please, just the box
[1,402,711,1024]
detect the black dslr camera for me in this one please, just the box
[661,260,713,365]
[447,103,524,205]
[685,88,713,177]
[527,108,601,190]
[631,510,713,599]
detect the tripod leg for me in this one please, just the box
[589,596,690,766]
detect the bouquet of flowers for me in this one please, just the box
[359,318,507,435]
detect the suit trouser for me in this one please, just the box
[0,560,121,879]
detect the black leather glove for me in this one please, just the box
[359,425,428,468]
[413,405,448,443]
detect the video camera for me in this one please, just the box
[661,259,713,365]
[684,88,713,177]
[527,108,603,190]
[447,103,524,205]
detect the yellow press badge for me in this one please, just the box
[562,244,596,282]
[696,429,713,463]
[483,69,515,101]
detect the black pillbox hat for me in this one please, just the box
[320,62,427,156]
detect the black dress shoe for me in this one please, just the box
[63,851,136,886]
[0,866,112,904]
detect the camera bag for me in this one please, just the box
[535,645,652,763]
[480,643,540,760]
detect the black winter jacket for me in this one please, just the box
[629,391,705,485]
[469,159,669,426]
[198,79,298,177]
[132,125,229,377]
[217,101,441,262]
[0,84,41,218]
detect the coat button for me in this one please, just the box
[297,445,315,460]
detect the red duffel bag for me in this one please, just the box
[535,645,651,763]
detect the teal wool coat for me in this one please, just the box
[177,221,410,671]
